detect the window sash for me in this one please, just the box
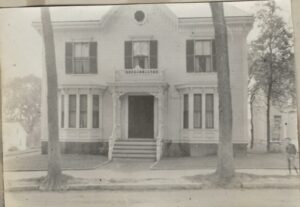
[183,94,189,129]
[72,42,91,74]
[193,40,213,73]
[74,42,89,58]
[133,56,149,69]
[69,95,76,128]
[93,95,100,128]
[205,94,214,129]
[80,95,87,128]
[193,94,202,128]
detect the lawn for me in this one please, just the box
[4,154,108,171]
[152,152,298,170]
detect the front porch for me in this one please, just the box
[108,70,169,160]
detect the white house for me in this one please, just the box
[3,122,27,152]
[33,3,253,160]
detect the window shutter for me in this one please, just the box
[124,41,133,69]
[89,42,98,74]
[65,42,73,74]
[150,40,158,69]
[212,40,216,72]
[186,40,194,72]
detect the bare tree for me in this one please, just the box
[210,2,235,181]
[39,7,63,191]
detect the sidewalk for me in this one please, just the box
[4,160,300,191]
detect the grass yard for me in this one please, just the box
[4,153,108,171]
[152,152,298,170]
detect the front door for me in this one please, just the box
[128,96,154,138]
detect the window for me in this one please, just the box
[61,95,64,128]
[69,95,76,128]
[183,94,189,129]
[125,40,158,69]
[205,94,214,128]
[93,95,100,128]
[186,40,215,73]
[134,10,146,23]
[272,115,282,141]
[65,42,97,74]
[194,94,202,128]
[80,95,87,128]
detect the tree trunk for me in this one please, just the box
[40,7,63,191]
[291,0,300,169]
[250,99,254,149]
[210,2,235,181]
[266,84,272,152]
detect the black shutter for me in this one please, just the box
[89,42,98,74]
[150,40,158,69]
[212,40,216,72]
[65,42,73,74]
[186,40,194,72]
[124,41,133,69]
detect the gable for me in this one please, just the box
[100,4,178,33]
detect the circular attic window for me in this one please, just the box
[134,10,146,23]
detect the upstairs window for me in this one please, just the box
[65,42,97,74]
[125,40,158,69]
[186,40,215,73]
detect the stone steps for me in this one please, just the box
[112,139,156,160]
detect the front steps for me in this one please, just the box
[112,139,156,160]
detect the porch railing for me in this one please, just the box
[115,68,165,82]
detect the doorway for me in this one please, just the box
[128,95,154,138]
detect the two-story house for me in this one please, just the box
[33,3,253,161]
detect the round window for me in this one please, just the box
[134,10,146,23]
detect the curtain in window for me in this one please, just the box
[195,41,211,56]
[183,94,189,129]
[74,43,90,74]
[74,43,89,57]
[195,56,206,72]
[93,95,99,128]
[133,41,149,56]
[69,95,76,128]
[80,95,87,128]
[194,94,202,128]
[205,94,214,128]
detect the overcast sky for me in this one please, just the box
[0,0,292,83]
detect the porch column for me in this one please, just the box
[110,90,121,139]
[157,91,165,139]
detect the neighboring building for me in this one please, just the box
[251,97,298,152]
[33,4,253,160]
[3,122,27,152]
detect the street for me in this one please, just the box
[5,189,300,207]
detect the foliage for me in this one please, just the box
[249,0,295,107]
[249,0,295,151]
[3,75,41,147]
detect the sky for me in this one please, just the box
[0,0,293,83]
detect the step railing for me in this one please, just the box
[156,137,163,161]
[108,137,115,160]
